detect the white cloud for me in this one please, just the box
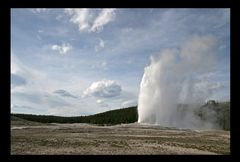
[91,61,108,70]
[10,53,115,116]
[56,14,63,21]
[11,52,84,95]
[65,8,116,32]
[100,61,108,70]
[83,80,122,98]
[121,99,137,108]
[95,38,105,52]
[99,39,105,48]
[90,9,116,32]
[101,61,107,67]
[11,52,46,93]
[65,8,91,31]
[53,89,78,99]
[96,99,109,107]
[97,99,103,104]
[31,8,49,13]
[51,43,72,54]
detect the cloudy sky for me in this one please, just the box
[11,8,230,116]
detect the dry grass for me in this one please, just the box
[11,123,230,155]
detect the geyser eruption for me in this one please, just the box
[138,35,218,129]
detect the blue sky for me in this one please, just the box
[11,8,230,116]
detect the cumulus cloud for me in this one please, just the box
[65,8,116,32]
[53,89,78,99]
[90,9,116,32]
[83,80,122,98]
[51,43,72,54]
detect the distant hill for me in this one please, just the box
[11,101,230,130]
[11,106,138,126]
[11,115,52,126]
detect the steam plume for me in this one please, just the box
[137,35,219,129]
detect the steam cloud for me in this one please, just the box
[137,35,219,129]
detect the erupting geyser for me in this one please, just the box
[137,35,218,129]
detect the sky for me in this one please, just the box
[11,8,230,116]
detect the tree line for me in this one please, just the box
[11,101,230,130]
[12,106,138,125]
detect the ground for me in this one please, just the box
[11,121,230,155]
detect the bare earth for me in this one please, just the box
[11,123,230,155]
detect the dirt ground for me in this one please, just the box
[11,122,230,155]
